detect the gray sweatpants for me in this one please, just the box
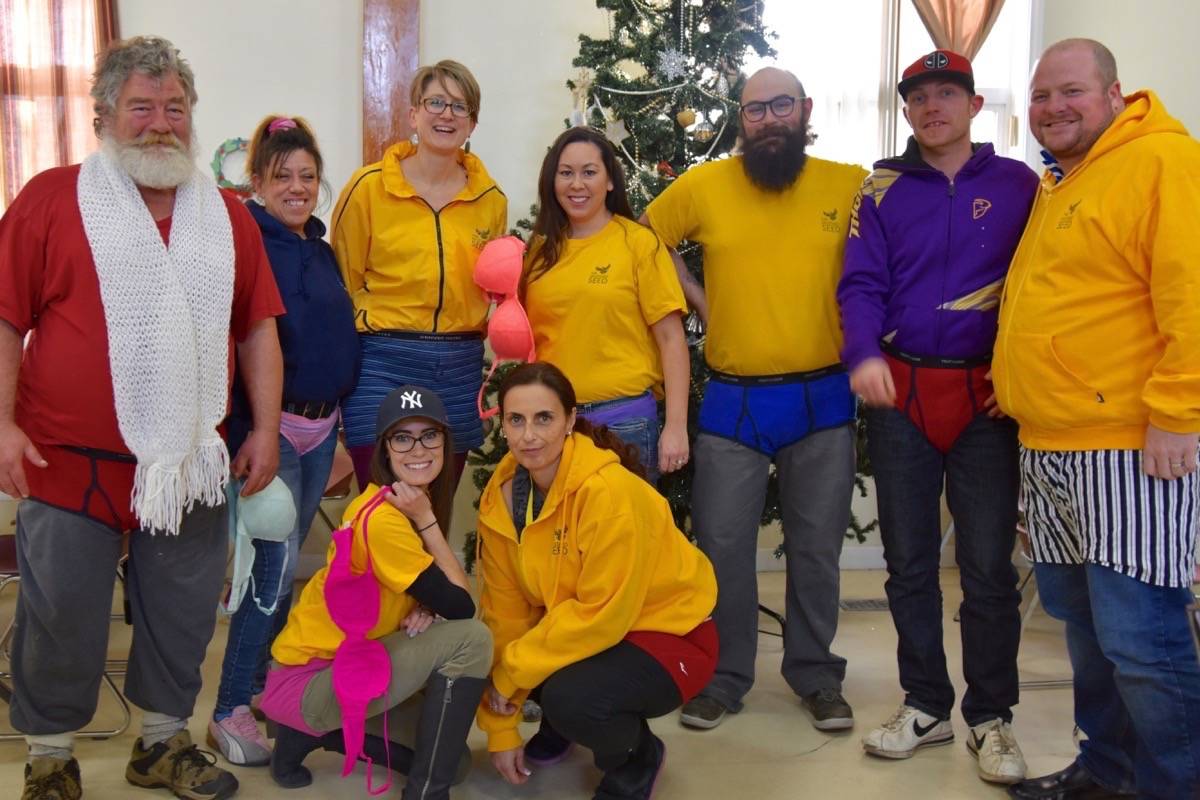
[691,426,854,710]
[9,499,228,734]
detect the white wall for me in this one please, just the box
[420,0,608,224]
[117,0,363,226]
[1037,0,1200,134]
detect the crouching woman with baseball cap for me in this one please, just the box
[477,362,718,800]
[258,385,491,799]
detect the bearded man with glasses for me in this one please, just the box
[642,67,867,733]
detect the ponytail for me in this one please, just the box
[573,418,647,480]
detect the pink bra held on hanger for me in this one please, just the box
[325,486,395,795]
[475,235,536,419]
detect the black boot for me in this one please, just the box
[593,722,666,800]
[270,725,342,789]
[270,724,415,789]
[401,673,487,800]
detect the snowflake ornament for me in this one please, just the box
[657,47,688,80]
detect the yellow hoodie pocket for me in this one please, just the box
[1005,332,1107,430]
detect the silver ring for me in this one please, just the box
[1170,461,1186,468]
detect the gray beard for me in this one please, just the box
[103,133,198,190]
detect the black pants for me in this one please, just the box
[539,641,681,771]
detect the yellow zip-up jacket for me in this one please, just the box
[331,141,507,333]
[994,91,1200,450]
[474,434,716,752]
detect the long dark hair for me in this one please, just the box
[522,127,636,301]
[498,362,646,479]
[369,422,457,533]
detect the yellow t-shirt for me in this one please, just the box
[525,217,685,404]
[271,486,434,665]
[646,155,866,376]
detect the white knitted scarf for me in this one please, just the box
[77,150,235,535]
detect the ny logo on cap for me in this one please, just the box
[400,390,423,409]
[924,52,949,70]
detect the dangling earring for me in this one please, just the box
[464,139,472,154]
[410,132,419,145]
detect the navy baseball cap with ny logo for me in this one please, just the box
[375,384,450,437]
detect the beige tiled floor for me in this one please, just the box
[0,569,1081,799]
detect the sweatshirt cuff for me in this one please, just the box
[491,665,521,701]
[842,339,884,372]
[1148,410,1200,435]
[487,727,524,753]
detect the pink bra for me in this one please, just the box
[325,487,394,795]
[474,236,536,419]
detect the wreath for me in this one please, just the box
[210,137,251,194]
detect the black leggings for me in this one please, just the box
[539,641,682,770]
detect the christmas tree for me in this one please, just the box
[465,0,875,569]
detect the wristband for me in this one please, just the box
[416,519,439,533]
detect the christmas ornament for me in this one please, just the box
[675,108,697,128]
[605,117,631,143]
[692,120,716,143]
[657,47,688,80]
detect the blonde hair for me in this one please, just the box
[409,60,482,122]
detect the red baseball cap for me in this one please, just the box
[898,49,975,98]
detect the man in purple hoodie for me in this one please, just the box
[837,50,1037,785]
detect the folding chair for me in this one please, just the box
[0,534,132,741]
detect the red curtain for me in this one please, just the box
[910,0,1006,59]
[0,0,118,210]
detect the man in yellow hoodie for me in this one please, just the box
[995,39,1200,800]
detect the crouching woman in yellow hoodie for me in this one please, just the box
[476,362,718,799]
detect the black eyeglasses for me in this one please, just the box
[740,94,802,122]
[386,429,445,453]
[421,96,471,118]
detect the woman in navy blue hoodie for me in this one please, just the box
[209,115,360,766]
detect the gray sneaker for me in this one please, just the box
[801,688,854,731]
[679,695,727,729]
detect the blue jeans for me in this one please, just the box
[1035,561,1200,799]
[865,408,1021,724]
[607,414,659,482]
[214,428,339,718]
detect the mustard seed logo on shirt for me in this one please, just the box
[1057,200,1081,230]
[588,264,611,285]
[472,227,496,249]
[821,208,841,233]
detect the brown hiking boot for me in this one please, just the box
[22,756,82,800]
[125,730,238,800]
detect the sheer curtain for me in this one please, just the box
[0,0,118,210]
[910,0,1006,60]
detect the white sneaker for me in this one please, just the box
[967,718,1026,784]
[862,704,954,759]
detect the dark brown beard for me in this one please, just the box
[741,122,808,192]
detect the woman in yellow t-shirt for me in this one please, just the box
[522,127,689,480]
[259,385,492,798]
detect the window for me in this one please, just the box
[747,0,1034,169]
[0,1,117,211]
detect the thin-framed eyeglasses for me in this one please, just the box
[740,94,802,122]
[421,96,471,118]
[386,429,445,453]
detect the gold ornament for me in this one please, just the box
[692,120,716,143]
[675,108,697,128]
